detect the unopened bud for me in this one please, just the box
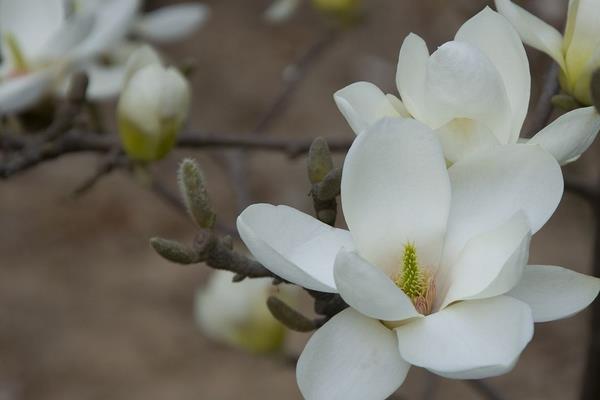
[118,61,190,161]
[123,45,162,84]
[150,237,199,264]
[266,296,318,332]
[177,158,216,228]
[308,136,334,184]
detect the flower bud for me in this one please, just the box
[195,270,298,353]
[177,158,216,228]
[117,62,190,161]
[307,136,334,184]
[123,45,162,84]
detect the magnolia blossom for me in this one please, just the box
[0,0,208,114]
[237,118,600,399]
[334,7,600,165]
[117,47,190,161]
[196,270,297,353]
[496,0,600,105]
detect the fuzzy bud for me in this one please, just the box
[177,158,216,229]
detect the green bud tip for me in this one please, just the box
[308,137,334,184]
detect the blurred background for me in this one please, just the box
[1,0,596,399]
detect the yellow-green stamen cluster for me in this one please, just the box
[4,33,29,73]
[395,243,427,299]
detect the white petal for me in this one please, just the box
[341,118,450,275]
[237,204,354,292]
[0,0,65,62]
[84,62,127,99]
[396,33,429,122]
[443,144,563,267]
[333,81,402,135]
[0,70,51,115]
[440,212,531,309]
[424,41,512,143]
[43,13,95,59]
[495,0,566,71]
[298,308,409,400]
[395,296,533,379]
[564,0,600,90]
[334,250,421,322]
[133,3,210,43]
[456,7,531,143]
[434,118,500,164]
[71,0,141,61]
[509,265,600,322]
[528,106,600,165]
[263,0,301,24]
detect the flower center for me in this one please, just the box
[4,32,29,75]
[394,243,435,315]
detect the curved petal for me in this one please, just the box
[0,70,51,115]
[133,3,210,43]
[333,81,402,135]
[424,41,512,143]
[395,296,533,379]
[440,212,531,309]
[334,250,421,322]
[443,144,563,267]
[341,118,450,275]
[434,118,500,164]
[237,204,354,292]
[298,308,410,400]
[264,0,301,24]
[84,62,127,99]
[43,13,95,59]
[71,0,141,62]
[528,106,600,165]
[508,265,600,322]
[0,0,65,62]
[396,33,429,122]
[564,0,600,90]
[495,0,566,70]
[456,6,531,143]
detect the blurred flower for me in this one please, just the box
[496,0,600,105]
[334,7,600,165]
[117,48,190,161]
[237,118,600,399]
[195,270,297,353]
[312,0,360,21]
[264,0,301,24]
[0,0,208,115]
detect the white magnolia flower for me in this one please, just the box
[333,7,600,165]
[496,0,600,105]
[117,50,190,161]
[0,0,208,114]
[195,270,297,353]
[237,118,600,400]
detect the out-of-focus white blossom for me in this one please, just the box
[195,270,297,353]
[496,0,600,105]
[0,0,209,114]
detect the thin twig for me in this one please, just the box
[228,28,339,211]
[0,131,352,178]
[525,62,560,138]
[466,380,505,400]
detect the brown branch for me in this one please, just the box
[525,62,560,138]
[0,131,352,178]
